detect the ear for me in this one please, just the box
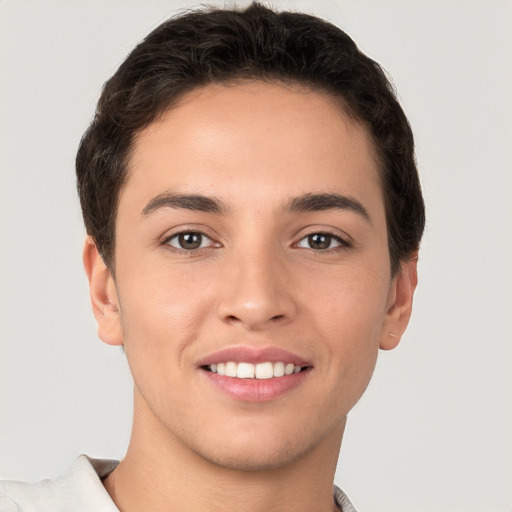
[83,237,123,346]
[379,253,418,350]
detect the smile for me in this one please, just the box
[207,361,303,379]
[198,346,312,401]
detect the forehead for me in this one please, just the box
[123,81,383,220]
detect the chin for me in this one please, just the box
[180,417,343,473]
[192,438,310,472]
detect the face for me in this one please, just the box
[86,81,416,471]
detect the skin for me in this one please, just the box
[84,81,418,512]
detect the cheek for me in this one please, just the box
[116,265,214,366]
[306,264,389,394]
[305,260,390,335]
[116,272,214,420]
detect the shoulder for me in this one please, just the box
[0,455,119,512]
[333,484,358,512]
[0,490,19,512]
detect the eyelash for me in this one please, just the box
[162,230,351,253]
[294,232,351,251]
[163,230,218,252]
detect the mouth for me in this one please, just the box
[198,346,312,402]
[203,361,306,379]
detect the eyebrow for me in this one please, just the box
[141,191,371,223]
[285,193,371,223]
[142,193,228,216]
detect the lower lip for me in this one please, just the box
[202,369,311,402]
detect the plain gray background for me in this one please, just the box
[1,1,511,511]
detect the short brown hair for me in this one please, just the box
[76,2,425,274]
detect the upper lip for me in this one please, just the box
[197,346,311,367]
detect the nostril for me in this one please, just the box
[218,295,296,329]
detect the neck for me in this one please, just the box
[104,390,345,512]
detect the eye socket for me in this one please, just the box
[164,231,347,252]
[296,233,347,250]
[166,231,215,251]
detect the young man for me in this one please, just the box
[0,3,424,511]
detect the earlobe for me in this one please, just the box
[379,254,418,350]
[83,237,124,346]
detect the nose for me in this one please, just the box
[217,248,297,331]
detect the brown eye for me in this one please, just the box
[297,233,344,250]
[308,233,331,249]
[167,232,211,250]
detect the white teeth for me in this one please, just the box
[210,361,304,379]
[255,362,274,379]
[237,362,255,379]
[225,361,237,377]
[273,361,285,377]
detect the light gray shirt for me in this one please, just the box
[0,455,357,511]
